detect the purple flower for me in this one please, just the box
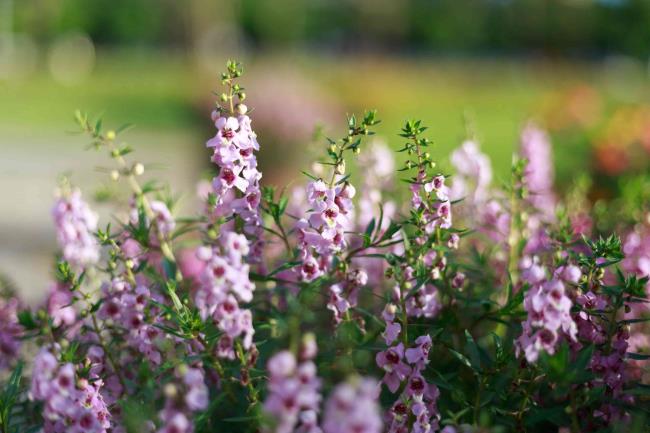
[410,171,453,236]
[47,283,76,328]
[264,350,322,433]
[450,139,492,204]
[405,335,432,368]
[376,343,411,393]
[293,179,357,289]
[0,296,22,369]
[520,122,555,217]
[322,378,382,433]
[406,284,441,319]
[52,188,100,269]
[516,261,577,363]
[30,347,111,433]
[150,200,176,238]
[194,234,256,356]
[381,304,401,345]
[206,113,264,263]
[158,412,190,433]
[156,366,208,433]
[356,140,396,230]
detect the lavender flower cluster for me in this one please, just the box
[1,61,649,433]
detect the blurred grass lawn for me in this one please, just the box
[1,50,648,179]
[2,50,648,299]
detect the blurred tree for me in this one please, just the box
[8,0,650,59]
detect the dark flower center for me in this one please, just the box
[222,168,236,184]
[386,349,400,364]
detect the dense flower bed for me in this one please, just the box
[1,61,649,433]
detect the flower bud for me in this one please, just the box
[452,272,466,289]
[220,93,228,102]
[300,333,318,361]
[164,383,177,398]
[335,160,346,175]
[110,170,120,181]
[176,364,189,377]
[133,163,145,176]
[106,130,116,141]
[236,104,248,115]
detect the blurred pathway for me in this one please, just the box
[0,128,203,303]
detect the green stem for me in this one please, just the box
[91,313,127,390]
[569,388,581,433]
[101,135,183,282]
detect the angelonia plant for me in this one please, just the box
[1,60,649,433]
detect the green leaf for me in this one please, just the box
[627,352,650,361]
[364,218,376,244]
[116,123,134,134]
[464,330,492,369]
[379,221,401,242]
[162,258,177,280]
[448,348,474,371]
[300,171,318,181]
[165,281,183,312]
[268,261,301,277]
[573,344,594,372]
[625,384,650,396]
[17,310,37,330]
[278,196,289,217]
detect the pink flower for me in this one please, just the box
[405,335,433,368]
[322,378,382,433]
[0,296,22,369]
[47,283,76,328]
[178,248,207,283]
[520,122,556,217]
[206,113,264,263]
[381,304,401,345]
[450,139,492,203]
[30,348,111,433]
[406,284,441,319]
[264,351,322,433]
[294,179,357,289]
[194,232,255,355]
[516,261,577,363]
[52,188,100,269]
[150,200,176,237]
[158,411,190,433]
[376,343,411,393]
[156,367,208,433]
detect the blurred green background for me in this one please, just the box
[1,0,649,299]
